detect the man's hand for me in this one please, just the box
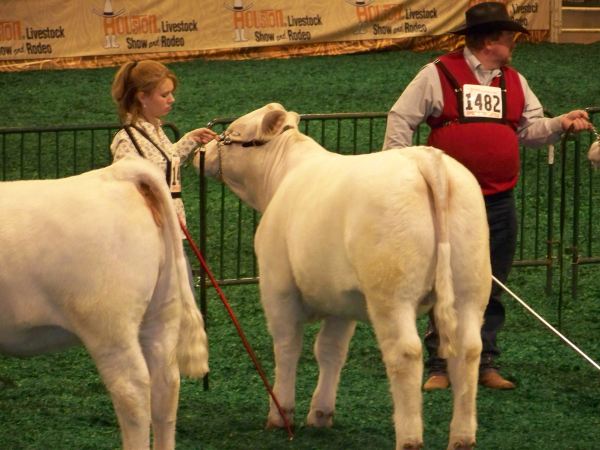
[560,110,593,132]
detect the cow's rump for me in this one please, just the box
[0,158,208,450]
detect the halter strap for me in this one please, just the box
[122,124,181,198]
[219,125,295,147]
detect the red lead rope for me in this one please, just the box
[179,219,294,440]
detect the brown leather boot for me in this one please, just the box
[423,373,450,391]
[479,369,516,390]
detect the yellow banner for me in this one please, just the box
[0,0,550,70]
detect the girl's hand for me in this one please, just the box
[190,127,218,144]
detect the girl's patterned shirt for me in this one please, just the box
[110,119,199,226]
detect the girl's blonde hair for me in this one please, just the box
[111,60,178,124]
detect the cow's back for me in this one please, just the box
[255,147,470,319]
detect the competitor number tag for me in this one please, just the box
[463,84,503,119]
[170,155,182,194]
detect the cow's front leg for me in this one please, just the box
[265,314,303,429]
[307,316,356,427]
[259,276,305,429]
[256,234,305,430]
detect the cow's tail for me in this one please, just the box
[416,147,457,359]
[115,158,209,378]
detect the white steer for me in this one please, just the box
[198,103,491,450]
[0,158,208,450]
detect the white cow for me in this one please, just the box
[0,158,208,450]
[197,103,491,450]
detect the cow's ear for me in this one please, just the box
[289,111,300,126]
[260,109,287,140]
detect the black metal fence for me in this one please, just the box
[1,109,599,318]
[202,108,599,283]
[0,123,180,180]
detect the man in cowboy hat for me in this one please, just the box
[383,1,592,390]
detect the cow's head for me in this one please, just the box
[196,103,301,211]
[223,102,298,146]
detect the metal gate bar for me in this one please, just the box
[2,112,599,322]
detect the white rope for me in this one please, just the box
[492,275,600,372]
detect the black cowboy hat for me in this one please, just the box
[452,2,529,35]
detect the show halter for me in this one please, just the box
[214,125,295,182]
[590,122,600,143]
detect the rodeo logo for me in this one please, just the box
[224,1,286,44]
[224,0,254,42]
[93,0,126,49]
[344,0,375,34]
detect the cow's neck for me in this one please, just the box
[236,133,324,213]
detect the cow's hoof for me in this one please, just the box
[306,409,334,428]
[448,440,476,450]
[400,441,424,449]
[266,408,294,429]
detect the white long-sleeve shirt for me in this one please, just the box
[383,47,565,150]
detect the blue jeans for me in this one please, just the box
[425,189,518,374]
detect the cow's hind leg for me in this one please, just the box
[445,231,489,450]
[140,309,181,450]
[367,297,423,450]
[307,316,356,427]
[446,306,483,450]
[87,338,152,450]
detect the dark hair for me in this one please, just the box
[111,60,178,124]
[465,29,504,51]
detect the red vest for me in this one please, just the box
[427,51,525,195]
